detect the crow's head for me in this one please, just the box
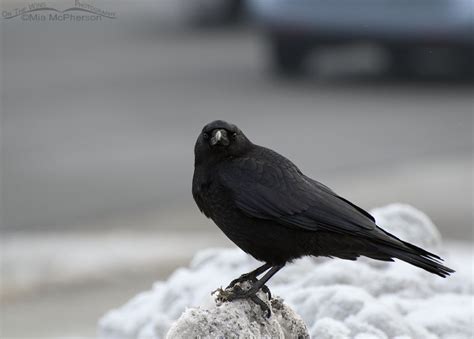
[195,120,252,163]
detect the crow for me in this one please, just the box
[192,120,454,314]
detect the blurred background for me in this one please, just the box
[1,0,473,337]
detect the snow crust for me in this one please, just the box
[99,204,473,339]
[166,289,309,339]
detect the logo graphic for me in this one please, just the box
[2,1,116,22]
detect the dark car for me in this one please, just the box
[186,0,245,25]
[250,0,474,77]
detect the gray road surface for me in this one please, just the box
[2,13,472,238]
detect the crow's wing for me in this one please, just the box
[219,153,376,234]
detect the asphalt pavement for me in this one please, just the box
[2,11,472,238]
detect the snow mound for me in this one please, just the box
[166,289,309,339]
[99,204,473,339]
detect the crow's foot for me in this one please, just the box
[227,285,271,317]
[226,277,272,300]
[213,284,272,318]
[250,294,271,318]
[226,284,269,300]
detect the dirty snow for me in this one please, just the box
[167,287,309,339]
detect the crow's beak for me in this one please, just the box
[210,129,229,146]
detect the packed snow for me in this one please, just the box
[99,204,473,339]
[167,288,309,338]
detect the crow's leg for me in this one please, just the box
[226,262,272,289]
[250,294,271,317]
[228,264,283,299]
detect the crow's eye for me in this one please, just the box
[203,133,209,140]
[232,132,237,139]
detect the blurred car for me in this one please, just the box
[249,0,474,77]
[186,0,245,25]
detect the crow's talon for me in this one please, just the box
[261,285,272,299]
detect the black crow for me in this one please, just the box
[192,120,453,314]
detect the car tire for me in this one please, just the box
[270,34,310,76]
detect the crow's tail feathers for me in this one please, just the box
[380,242,454,278]
[373,229,455,278]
